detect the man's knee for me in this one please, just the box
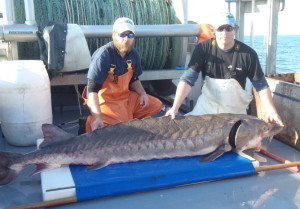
[148,95,163,115]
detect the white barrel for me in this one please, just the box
[0,60,53,146]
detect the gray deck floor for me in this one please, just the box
[1,108,300,209]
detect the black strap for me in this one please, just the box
[228,120,242,148]
[224,43,240,79]
[206,39,217,75]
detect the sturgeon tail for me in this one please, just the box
[0,151,24,186]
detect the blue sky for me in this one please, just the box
[188,0,300,35]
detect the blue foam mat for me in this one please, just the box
[70,152,256,201]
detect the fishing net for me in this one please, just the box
[13,0,180,70]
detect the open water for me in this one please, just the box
[244,35,300,73]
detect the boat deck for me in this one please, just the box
[1,107,300,209]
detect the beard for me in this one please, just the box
[113,36,135,55]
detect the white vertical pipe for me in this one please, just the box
[182,0,188,24]
[265,0,279,74]
[24,0,36,25]
[3,0,18,60]
[168,0,190,68]
[235,1,240,40]
[249,0,255,48]
[181,0,188,66]
[4,0,15,25]
[234,0,245,42]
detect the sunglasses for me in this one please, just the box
[216,25,234,32]
[118,32,135,38]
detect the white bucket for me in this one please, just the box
[0,60,53,146]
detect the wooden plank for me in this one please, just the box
[50,74,87,86]
[139,70,184,81]
[50,70,184,86]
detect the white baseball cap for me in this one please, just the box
[113,17,135,34]
[213,12,236,29]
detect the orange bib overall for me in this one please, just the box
[84,61,162,132]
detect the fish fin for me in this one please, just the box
[0,151,24,185]
[87,161,109,171]
[32,163,61,175]
[200,144,228,162]
[40,124,75,148]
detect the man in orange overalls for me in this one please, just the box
[83,17,162,132]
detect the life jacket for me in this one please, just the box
[198,24,215,43]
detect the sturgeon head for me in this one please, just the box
[234,117,284,152]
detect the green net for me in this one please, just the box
[14,0,181,70]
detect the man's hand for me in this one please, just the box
[87,92,106,131]
[268,111,284,127]
[91,115,106,131]
[258,88,284,127]
[165,81,191,120]
[139,92,150,108]
[165,106,178,119]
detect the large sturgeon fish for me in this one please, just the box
[0,113,283,186]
